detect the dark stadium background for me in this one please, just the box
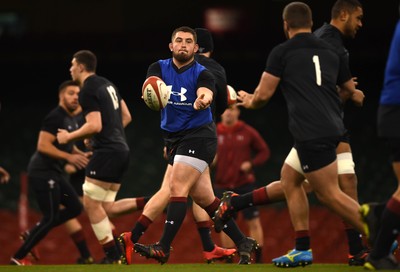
[0,0,399,264]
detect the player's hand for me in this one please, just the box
[237,90,254,108]
[84,138,93,150]
[84,151,93,158]
[67,154,89,170]
[163,146,168,161]
[0,167,10,184]
[64,163,77,174]
[352,77,358,86]
[351,89,365,107]
[57,129,70,144]
[194,93,211,110]
[240,161,252,173]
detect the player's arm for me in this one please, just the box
[338,79,364,107]
[238,72,279,109]
[72,145,92,157]
[194,70,214,110]
[251,130,270,165]
[38,131,88,169]
[120,99,132,128]
[57,111,101,144]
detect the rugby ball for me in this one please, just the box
[227,85,237,106]
[142,76,169,111]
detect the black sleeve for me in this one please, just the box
[80,85,101,115]
[197,69,216,94]
[41,110,61,136]
[214,68,228,116]
[146,62,162,78]
[336,50,353,86]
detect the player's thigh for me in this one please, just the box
[190,169,215,206]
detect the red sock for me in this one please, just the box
[253,187,269,205]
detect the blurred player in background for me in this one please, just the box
[10,80,89,265]
[213,104,270,263]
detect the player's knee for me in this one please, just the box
[82,180,108,201]
[337,152,355,175]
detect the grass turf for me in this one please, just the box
[0,263,364,272]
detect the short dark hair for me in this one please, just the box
[171,26,197,43]
[58,80,80,94]
[195,28,214,53]
[331,0,362,19]
[282,2,313,29]
[73,50,97,72]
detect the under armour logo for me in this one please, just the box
[165,220,174,225]
[302,165,309,171]
[189,149,195,154]
[48,179,55,189]
[170,87,187,102]
[90,171,96,175]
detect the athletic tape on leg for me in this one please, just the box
[91,216,113,243]
[337,152,355,174]
[83,181,108,201]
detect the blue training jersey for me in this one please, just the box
[380,20,400,105]
[158,59,214,132]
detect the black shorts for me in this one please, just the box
[295,137,339,173]
[86,150,130,183]
[377,105,400,138]
[166,137,217,166]
[214,183,259,220]
[69,169,85,197]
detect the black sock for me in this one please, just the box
[131,214,152,243]
[345,228,364,255]
[103,240,120,260]
[255,246,263,263]
[197,221,214,252]
[223,218,246,246]
[371,198,400,259]
[231,192,254,211]
[159,197,187,251]
[295,230,310,251]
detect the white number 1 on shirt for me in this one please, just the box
[312,55,322,86]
